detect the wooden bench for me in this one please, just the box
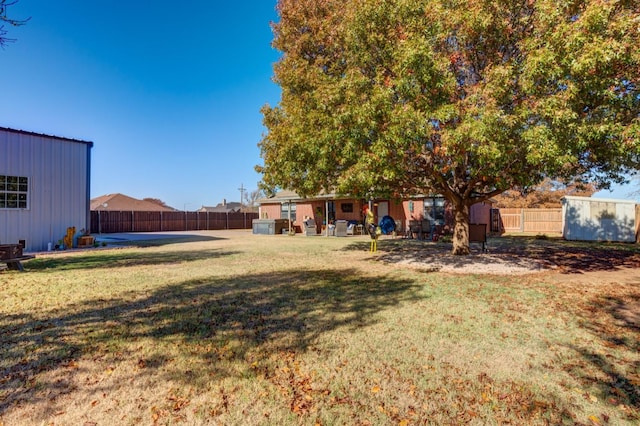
[0,243,35,272]
[0,255,35,271]
[469,223,488,252]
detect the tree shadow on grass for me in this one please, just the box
[490,237,640,273]
[566,291,640,416]
[0,268,422,415]
[350,237,640,274]
[96,233,226,248]
[22,248,240,272]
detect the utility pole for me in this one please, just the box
[238,183,245,208]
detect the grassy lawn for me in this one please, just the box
[1,231,638,425]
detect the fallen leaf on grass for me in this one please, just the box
[63,360,79,369]
[167,394,190,411]
[582,392,598,403]
[371,385,381,393]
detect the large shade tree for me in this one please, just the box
[258,0,640,254]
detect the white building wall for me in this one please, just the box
[0,128,92,251]
[562,196,636,242]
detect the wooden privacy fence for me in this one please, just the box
[90,211,259,234]
[491,208,563,234]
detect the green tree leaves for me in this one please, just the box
[259,0,640,254]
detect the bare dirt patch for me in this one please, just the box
[377,236,640,275]
[379,244,546,274]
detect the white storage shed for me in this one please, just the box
[0,127,93,252]
[562,196,638,243]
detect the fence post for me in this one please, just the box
[520,209,525,232]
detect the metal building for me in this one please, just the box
[0,127,93,251]
[562,195,638,243]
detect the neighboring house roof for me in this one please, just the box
[91,193,176,211]
[197,200,242,213]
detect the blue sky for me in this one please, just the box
[1,0,636,208]
[1,0,281,210]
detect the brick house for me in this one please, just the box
[258,191,492,235]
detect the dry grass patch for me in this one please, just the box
[0,231,638,425]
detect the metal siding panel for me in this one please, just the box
[576,199,592,240]
[615,203,636,242]
[0,129,90,251]
[564,198,589,240]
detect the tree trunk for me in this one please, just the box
[451,202,470,255]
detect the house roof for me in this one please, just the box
[91,193,176,211]
[258,190,498,205]
[197,201,243,213]
[258,190,353,204]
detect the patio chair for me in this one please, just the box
[335,220,348,237]
[303,218,318,236]
[409,220,422,239]
[346,222,356,235]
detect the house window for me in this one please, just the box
[281,202,297,222]
[0,175,29,209]
[341,202,353,213]
[424,197,445,225]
